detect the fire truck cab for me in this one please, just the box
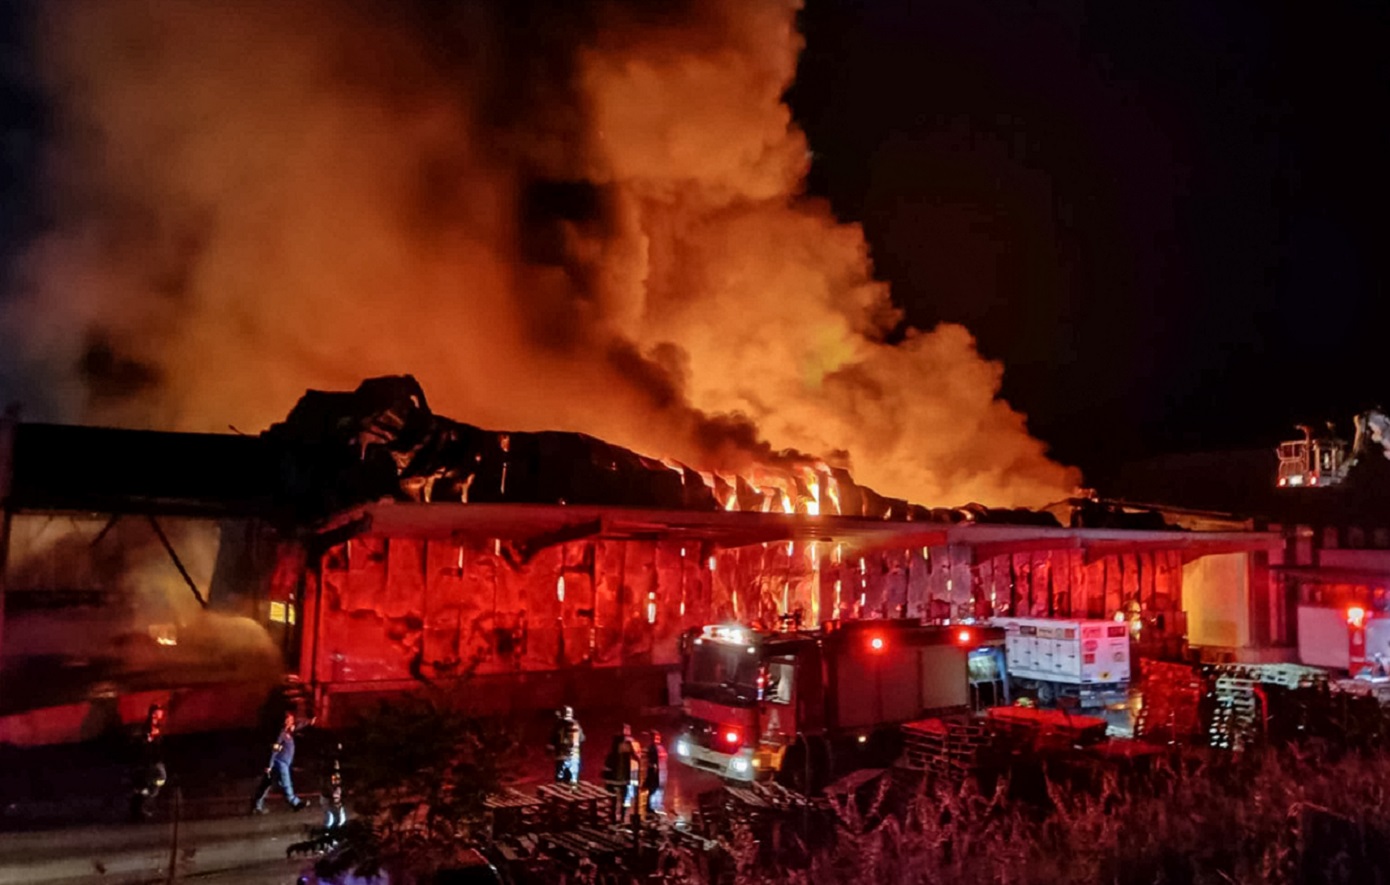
[673,619,1004,790]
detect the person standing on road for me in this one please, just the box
[252,711,312,814]
[601,724,642,825]
[643,731,667,819]
[129,703,167,821]
[548,706,585,785]
[322,742,347,830]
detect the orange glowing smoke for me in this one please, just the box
[0,0,1078,508]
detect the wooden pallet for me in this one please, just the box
[899,718,994,775]
[484,787,545,837]
[536,780,612,828]
[1208,675,1265,751]
[1212,662,1328,690]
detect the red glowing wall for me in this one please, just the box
[296,535,1187,689]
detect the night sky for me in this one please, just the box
[790,0,1386,480]
[1,0,1385,484]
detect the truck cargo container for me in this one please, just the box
[991,617,1131,708]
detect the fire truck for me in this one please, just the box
[672,619,1005,791]
[1298,603,1390,677]
[1276,410,1390,489]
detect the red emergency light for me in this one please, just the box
[869,635,885,651]
[956,628,973,645]
[1348,606,1367,629]
[720,726,743,749]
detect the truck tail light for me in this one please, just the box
[721,726,743,749]
[956,628,973,645]
[1348,606,1367,628]
[869,634,885,651]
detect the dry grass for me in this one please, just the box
[719,745,1390,885]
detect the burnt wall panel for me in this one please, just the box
[1139,551,1157,616]
[949,546,973,616]
[1157,549,1180,614]
[1051,550,1073,616]
[1011,553,1031,616]
[1031,553,1052,617]
[462,545,506,674]
[344,538,386,611]
[1121,553,1140,615]
[651,542,688,663]
[421,542,464,676]
[906,548,931,619]
[927,546,951,615]
[883,549,909,617]
[594,541,625,667]
[1083,555,1107,619]
[384,539,427,621]
[557,541,594,667]
[620,541,656,663]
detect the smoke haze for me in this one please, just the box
[0,0,1078,507]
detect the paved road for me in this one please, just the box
[0,704,728,884]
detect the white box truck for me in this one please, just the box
[991,617,1131,708]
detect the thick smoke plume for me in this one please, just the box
[1,0,1078,507]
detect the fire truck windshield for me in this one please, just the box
[683,640,762,705]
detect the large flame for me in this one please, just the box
[0,0,1078,508]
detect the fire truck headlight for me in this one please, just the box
[731,757,749,774]
[675,739,690,758]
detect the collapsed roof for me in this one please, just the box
[264,376,1077,527]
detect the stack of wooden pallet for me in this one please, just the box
[1134,660,1207,744]
[1214,662,1327,690]
[536,781,611,829]
[483,787,545,837]
[538,825,636,867]
[1209,674,1264,751]
[899,717,994,777]
[724,781,816,814]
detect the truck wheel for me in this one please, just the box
[775,739,811,794]
[1038,682,1056,706]
[809,736,834,791]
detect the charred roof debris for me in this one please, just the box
[260,375,1150,531]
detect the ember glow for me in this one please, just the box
[0,0,1078,508]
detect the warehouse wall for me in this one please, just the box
[302,535,1195,691]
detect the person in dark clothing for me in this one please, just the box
[643,731,667,819]
[129,703,167,821]
[322,742,347,830]
[252,711,312,814]
[547,706,585,785]
[601,724,641,825]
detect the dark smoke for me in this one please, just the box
[0,0,1077,507]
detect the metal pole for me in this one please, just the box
[0,408,17,663]
[165,785,183,884]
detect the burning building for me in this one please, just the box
[0,378,1283,742]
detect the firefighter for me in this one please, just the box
[251,711,312,814]
[321,742,347,830]
[601,724,642,824]
[547,706,584,785]
[129,703,167,821]
[643,731,667,819]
